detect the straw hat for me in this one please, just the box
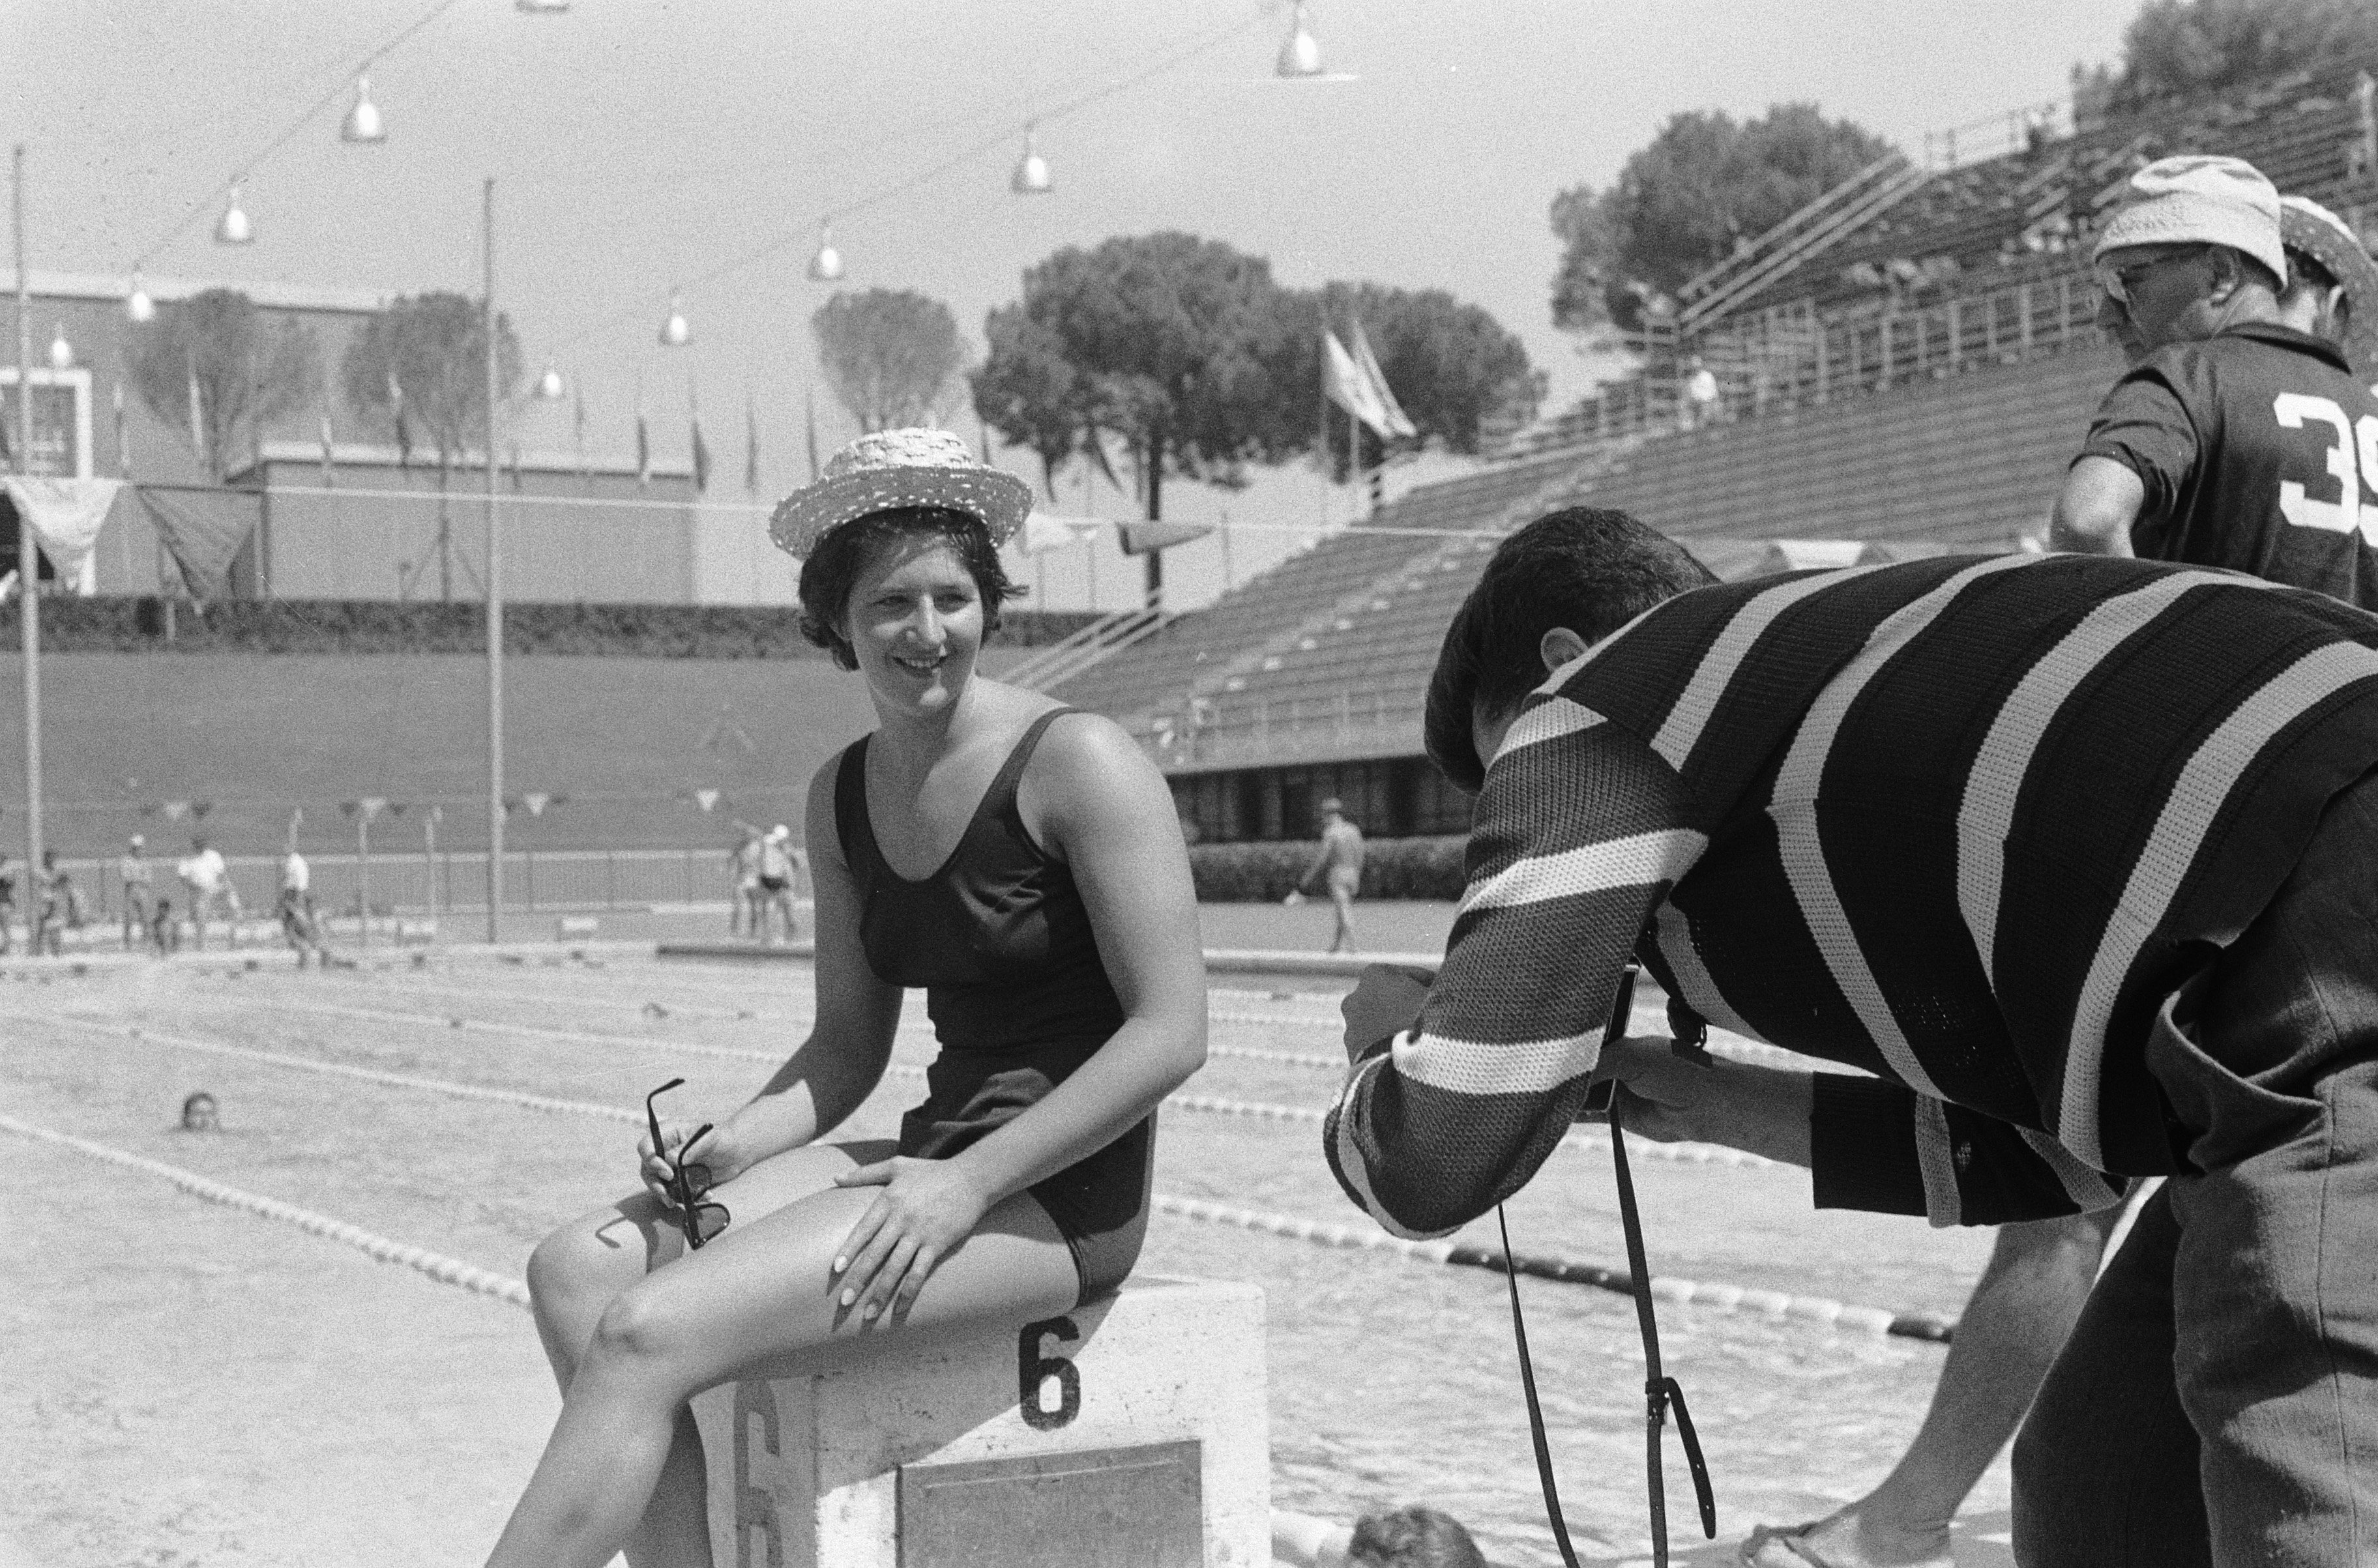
[2282,196,2378,315]
[768,428,1032,559]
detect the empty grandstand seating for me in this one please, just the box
[1572,339,2122,547]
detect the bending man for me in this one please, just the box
[1327,507,2378,1565]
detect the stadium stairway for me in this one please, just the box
[1050,445,1617,737]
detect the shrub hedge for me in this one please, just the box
[0,597,1104,658]
[1186,833,1467,903]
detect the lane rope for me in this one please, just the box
[17,1013,1949,1341]
[0,1111,532,1310]
[141,998,1780,1169]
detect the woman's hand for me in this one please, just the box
[829,1155,995,1325]
[638,1118,746,1211]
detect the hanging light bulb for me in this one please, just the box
[1276,1,1326,77]
[215,181,255,245]
[341,75,387,144]
[1011,124,1053,195]
[659,293,692,347]
[126,270,156,323]
[808,224,844,282]
[535,361,566,399]
[47,324,73,371]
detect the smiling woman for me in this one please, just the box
[485,429,1210,1568]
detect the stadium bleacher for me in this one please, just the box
[1059,58,2377,843]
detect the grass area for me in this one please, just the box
[0,651,881,855]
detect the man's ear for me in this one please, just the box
[1539,626,1591,674]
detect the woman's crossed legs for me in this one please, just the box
[503,1138,1079,1568]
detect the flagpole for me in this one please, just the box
[14,143,44,912]
[483,177,505,943]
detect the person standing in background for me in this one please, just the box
[756,822,802,944]
[119,834,154,951]
[177,835,244,951]
[278,845,332,968]
[1285,797,1365,955]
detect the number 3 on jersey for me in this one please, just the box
[2275,393,2378,543]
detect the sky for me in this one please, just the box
[6,0,2141,610]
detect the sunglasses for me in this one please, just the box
[645,1078,730,1250]
[2095,246,2209,305]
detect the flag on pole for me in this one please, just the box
[187,355,208,461]
[113,379,130,476]
[743,391,760,494]
[1323,330,1393,437]
[572,383,590,489]
[387,371,411,469]
[636,411,651,487]
[804,386,821,482]
[690,414,711,493]
[1348,320,1418,439]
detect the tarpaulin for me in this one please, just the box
[3,477,124,583]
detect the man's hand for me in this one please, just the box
[1589,1036,1815,1168]
[1339,963,1435,1063]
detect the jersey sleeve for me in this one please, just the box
[1809,1074,2126,1225]
[2076,359,2202,529]
[1323,690,1705,1238]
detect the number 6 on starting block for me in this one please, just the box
[690,1274,1269,1567]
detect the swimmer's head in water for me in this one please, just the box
[796,506,1023,675]
[181,1092,219,1131]
[1347,1505,1487,1568]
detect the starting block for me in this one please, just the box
[690,1274,1267,1568]
[554,915,599,940]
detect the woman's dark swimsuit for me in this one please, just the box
[834,707,1152,1306]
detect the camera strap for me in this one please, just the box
[1501,963,1716,1568]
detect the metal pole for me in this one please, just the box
[483,178,505,942]
[14,145,42,918]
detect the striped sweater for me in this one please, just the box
[1325,553,2378,1237]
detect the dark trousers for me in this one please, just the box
[2014,774,2378,1565]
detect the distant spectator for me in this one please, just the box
[1285,797,1366,954]
[0,855,15,956]
[119,833,154,951]
[1681,356,1721,430]
[177,835,243,951]
[150,895,180,955]
[756,822,802,944]
[278,847,332,968]
[728,822,765,938]
[36,850,79,956]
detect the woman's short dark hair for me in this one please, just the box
[1347,1505,1487,1568]
[1423,506,1716,792]
[795,506,1025,671]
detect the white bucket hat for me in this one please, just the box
[2094,154,2287,283]
[768,428,1032,560]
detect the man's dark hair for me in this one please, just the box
[795,506,1025,671]
[1424,506,1716,792]
[2284,244,2341,297]
[1347,1505,1487,1568]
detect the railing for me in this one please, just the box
[1001,604,1170,691]
[1506,263,2109,461]
[46,847,769,929]
[1136,689,1422,772]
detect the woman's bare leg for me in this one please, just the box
[523,1140,895,1568]
[501,1148,1078,1568]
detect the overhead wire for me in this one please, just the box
[129,0,467,270]
[543,3,1278,361]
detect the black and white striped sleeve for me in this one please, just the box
[1810,1075,2126,1225]
[1323,692,1704,1238]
